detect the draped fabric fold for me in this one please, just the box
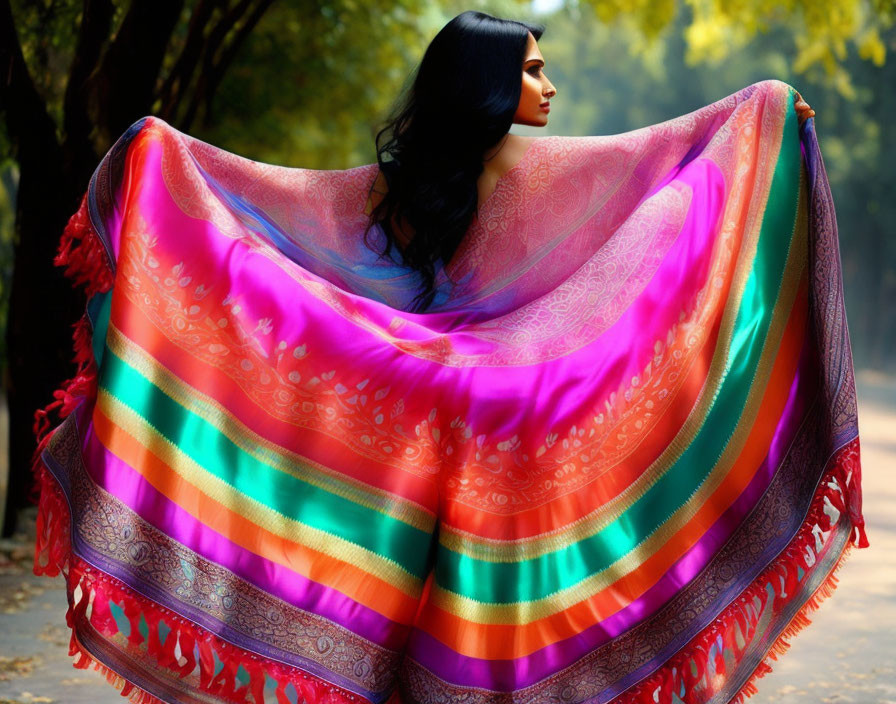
[31,78,868,704]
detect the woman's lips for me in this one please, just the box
[540,103,550,112]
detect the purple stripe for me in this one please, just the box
[80,419,409,651]
[407,332,815,690]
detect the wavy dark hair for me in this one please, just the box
[362,10,545,312]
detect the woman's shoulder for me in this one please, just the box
[486,133,537,174]
[366,133,539,197]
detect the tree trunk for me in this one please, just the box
[1,0,273,536]
[3,142,87,536]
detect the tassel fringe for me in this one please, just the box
[31,192,367,704]
[30,193,112,505]
[30,192,869,704]
[622,435,867,704]
[34,451,365,704]
[53,191,116,298]
[68,625,166,704]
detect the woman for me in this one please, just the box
[362,11,814,313]
[31,10,864,704]
[362,12,557,313]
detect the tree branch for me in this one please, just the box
[179,0,255,131]
[201,0,274,126]
[157,0,224,120]
[91,0,185,141]
[62,0,114,171]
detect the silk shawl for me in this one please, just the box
[31,79,869,704]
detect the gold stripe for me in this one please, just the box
[96,389,423,598]
[104,321,435,533]
[435,122,808,625]
[439,97,791,562]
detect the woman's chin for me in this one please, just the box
[519,114,549,127]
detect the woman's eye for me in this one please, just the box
[528,66,542,75]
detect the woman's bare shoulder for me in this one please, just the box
[365,133,539,214]
[508,133,538,148]
[489,133,536,171]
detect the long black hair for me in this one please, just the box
[363,10,545,313]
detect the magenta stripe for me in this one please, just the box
[406,332,815,689]
[79,418,409,650]
[454,157,728,440]
[131,139,726,452]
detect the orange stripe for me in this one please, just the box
[441,272,730,540]
[90,404,421,625]
[108,289,439,512]
[441,116,767,541]
[419,267,809,659]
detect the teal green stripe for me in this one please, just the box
[437,88,802,603]
[96,345,432,578]
[88,289,113,369]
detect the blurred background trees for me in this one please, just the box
[0,0,892,533]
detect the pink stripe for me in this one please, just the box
[79,417,409,650]
[121,140,442,508]
[454,157,728,441]
[406,333,815,689]
[129,138,726,460]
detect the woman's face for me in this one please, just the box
[513,32,556,127]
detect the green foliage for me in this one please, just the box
[578,0,895,98]
[535,2,895,368]
[9,0,81,136]
[3,0,894,368]
[200,0,431,167]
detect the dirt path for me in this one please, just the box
[0,371,892,704]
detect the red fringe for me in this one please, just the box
[30,191,870,704]
[29,193,113,504]
[34,457,365,704]
[31,192,368,704]
[53,191,116,298]
[621,435,867,704]
[68,626,165,704]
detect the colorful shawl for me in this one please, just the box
[31,78,869,704]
